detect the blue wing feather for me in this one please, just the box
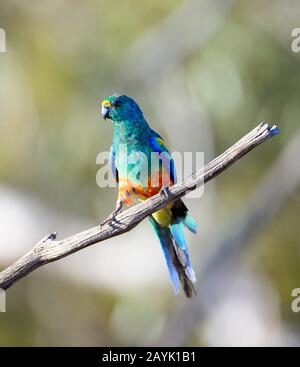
[110,144,119,183]
[149,130,176,184]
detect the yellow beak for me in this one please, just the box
[101,100,111,120]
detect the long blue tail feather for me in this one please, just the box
[183,213,197,234]
[170,223,197,284]
[150,215,197,297]
[149,217,180,294]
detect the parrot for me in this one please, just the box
[101,94,197,297]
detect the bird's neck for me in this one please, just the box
[113,118,151,145]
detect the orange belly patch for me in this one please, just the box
[118,170,173,204]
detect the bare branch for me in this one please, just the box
[0,123,279,290]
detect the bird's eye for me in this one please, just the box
[115,101,121,107]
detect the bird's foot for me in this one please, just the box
[100,200,124,226]
[160,186,173,200]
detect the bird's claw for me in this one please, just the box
[160,186,172,199]
[100,200,124,226]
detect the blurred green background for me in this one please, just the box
[0,0,300,346]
